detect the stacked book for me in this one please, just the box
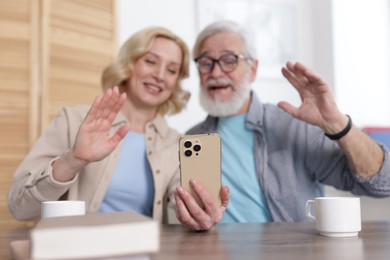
[26,211,159,259]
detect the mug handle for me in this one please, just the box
[305,200,315,222]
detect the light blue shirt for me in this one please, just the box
[99,131,154,216]
[217,114,272,223]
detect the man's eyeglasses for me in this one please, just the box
[194,53,251,74]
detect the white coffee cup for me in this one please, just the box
[41,200,86,219]
[305,197,361,237]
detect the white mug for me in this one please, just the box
[41,200,86,219]
[305,197,361,237]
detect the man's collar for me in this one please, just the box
[246,91,264,127]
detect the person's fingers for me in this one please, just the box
[281,67,302,92]
[174,190,184,220]
[293,62,330,88]
[179,184,209,222]
[174,188,201,230]
[208,186,229,223]
[189,180,224,229]
[109,124,130,145]
[294,62,314,76]
[84,95,102,124]
[286,61,309,86]
[114,91,127,112]
[220,186,230,212]
[295,63,327,87]
[101,87,120,119]
[107,92,127,123]
[277,101,299,118]
[96,88,113,119]
[189,180,217,212]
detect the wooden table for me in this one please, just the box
[3,221,390,259]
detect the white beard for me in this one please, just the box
[199,72,252,117]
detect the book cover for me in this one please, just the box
[30,211,159,259]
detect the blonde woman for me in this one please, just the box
[8,26,190,224]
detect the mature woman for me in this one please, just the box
[8,26,190,224]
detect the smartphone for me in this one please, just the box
[179,133,222,208]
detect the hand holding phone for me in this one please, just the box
[179,133,222,208]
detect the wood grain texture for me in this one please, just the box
[0,0,33,229]
[0,0,116,228]
[41,0,116,128]
[3,221,390,260]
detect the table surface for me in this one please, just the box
[2,221,390,260]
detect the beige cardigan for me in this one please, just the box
[8,105,180,223]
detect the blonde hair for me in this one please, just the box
[101,27,190,116]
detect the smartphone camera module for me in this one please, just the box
[184,150,192,157]
[182,139,201,157]
[193,144,201,152]
[184,141,192,148]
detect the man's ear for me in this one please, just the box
[249,59,258,82]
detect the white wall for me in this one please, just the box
[327,0,390,220]
[118,0,390,220]
[332,0,390,127]
[119,0,390,131]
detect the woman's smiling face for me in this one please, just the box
[126,37,183,110]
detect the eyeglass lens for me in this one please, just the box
[196,54,241,73]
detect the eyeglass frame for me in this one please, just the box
[194,53,251,74]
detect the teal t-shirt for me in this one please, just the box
[217,114,272,223]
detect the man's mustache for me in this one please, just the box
[204,78,234,88]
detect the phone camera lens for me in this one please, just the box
[184,150,192,157]
[184,141,192,148]
[193,144,201,152]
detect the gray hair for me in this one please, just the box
[192,20,257,60]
